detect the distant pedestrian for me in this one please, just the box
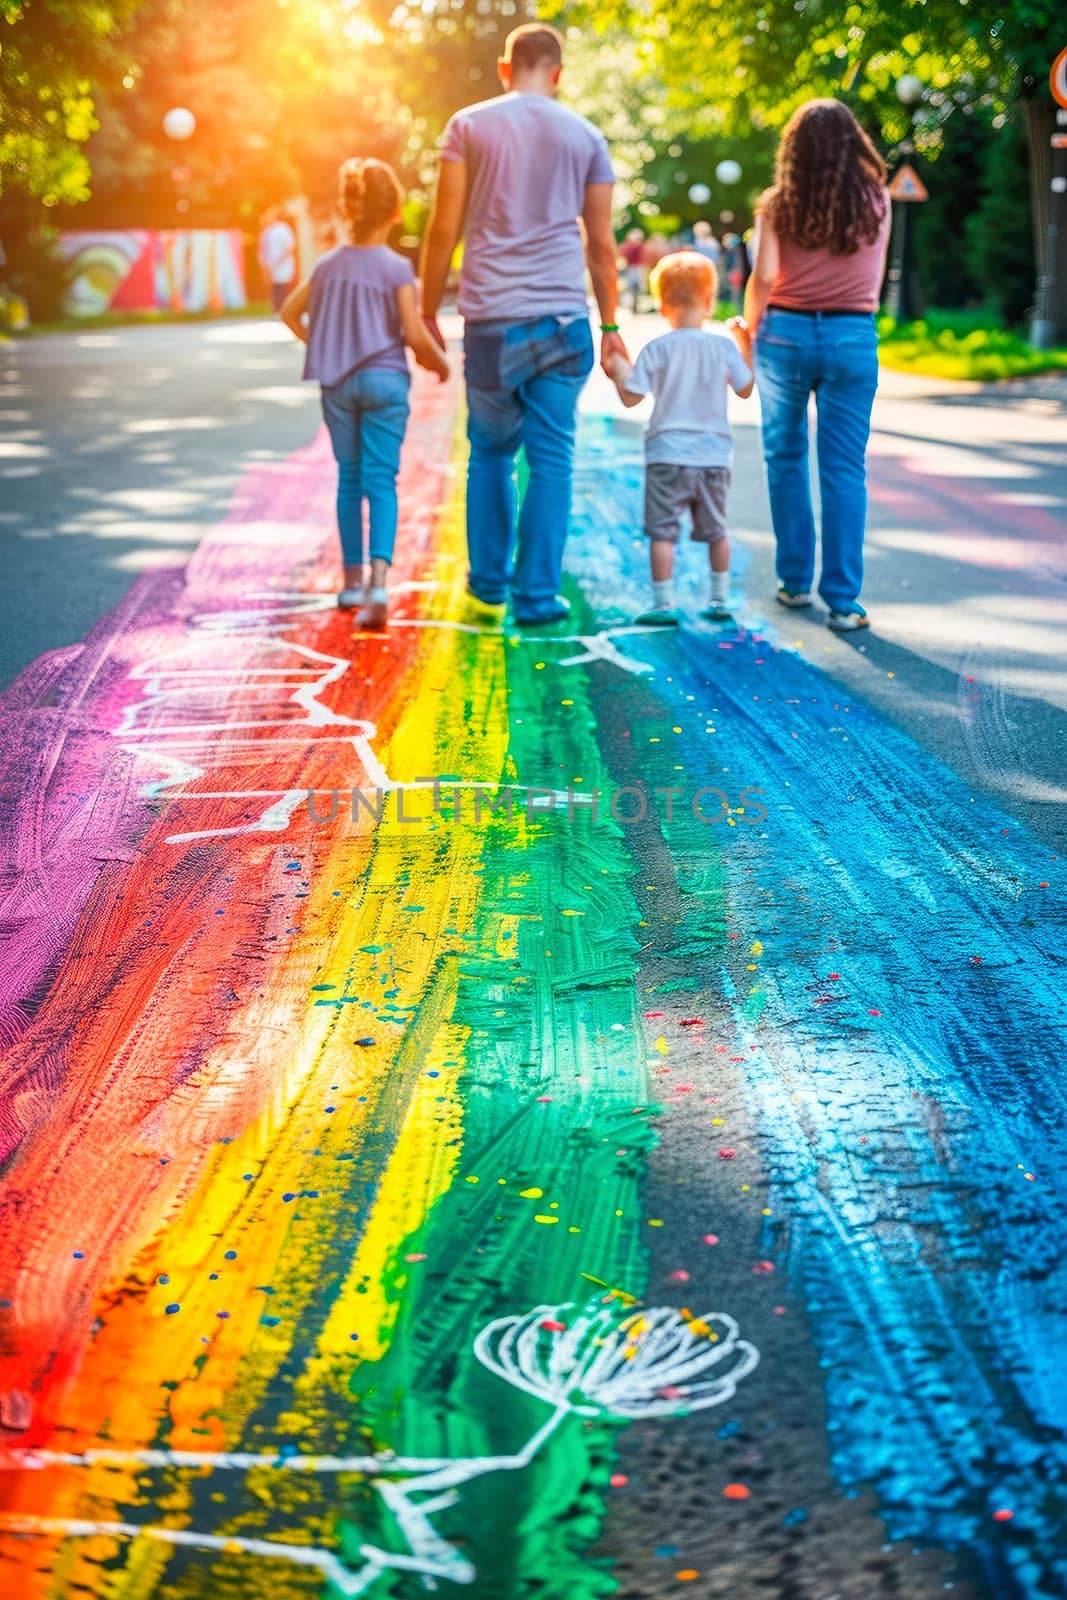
[722,233,749,309]
[743,99,890,630]
[609,251,753,626]
[258,206,297,311]
[691,220,721,269]
[280,158,449,628]
[619,227,646,312]
[641,232,670,279]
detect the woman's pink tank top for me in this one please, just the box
[770,197,891,313]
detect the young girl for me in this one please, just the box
[281,158,449,628]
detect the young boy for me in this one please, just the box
[610,250,753,625]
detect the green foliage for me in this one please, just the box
[558,28,775,233]
[552,0,1063,141]
[0,0,139,205]
[878,310,1067,379]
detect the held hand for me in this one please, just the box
[416,346,450,384]
[600,329,630,376]
[421,314,447,352]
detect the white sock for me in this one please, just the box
[711,568,729,602]
[652,579,675,610]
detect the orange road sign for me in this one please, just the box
[1051,46,1067,109]
[888,162,929,203]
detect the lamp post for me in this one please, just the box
[885,75,924,323]
[163,108,196,217]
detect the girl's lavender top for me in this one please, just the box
[303,244,414,388]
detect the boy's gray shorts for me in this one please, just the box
[644,463,730,544]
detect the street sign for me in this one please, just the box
[1051,45,1067,109]
[888,162,929,203]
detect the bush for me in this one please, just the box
[878,309,1067,380]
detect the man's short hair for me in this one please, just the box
[502,22,564,74]
[650,250,719,308]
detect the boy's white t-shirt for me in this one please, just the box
[626,326,751,468]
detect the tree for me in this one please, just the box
[966,110,1036,326]
[554,0,1065,337]
[0,0,139,208]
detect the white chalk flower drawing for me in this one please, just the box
[475,1299,759,1420]
[0,1297,759,1595]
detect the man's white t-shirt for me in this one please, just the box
[627,326,751,468]
[259,220,296,285]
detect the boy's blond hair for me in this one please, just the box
[650,249,719,309]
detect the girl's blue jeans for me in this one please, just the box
[754,308,878,614]
[320,366,410,567]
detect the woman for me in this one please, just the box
[742,100,890,631]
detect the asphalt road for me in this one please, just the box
[2,313,1065,850]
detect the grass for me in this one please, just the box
[877,309,1067,381]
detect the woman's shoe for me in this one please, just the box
[356,587,388,629]
[337,586,365,609]
[827,609,870,632]
[776,587,813,608]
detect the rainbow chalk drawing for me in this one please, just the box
[0,375,1064,1600]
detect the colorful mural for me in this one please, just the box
[0,371,1063,1600]
[58,229,247,317]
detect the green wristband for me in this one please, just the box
[600,322,620,333]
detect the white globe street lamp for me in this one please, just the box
[895,74,923,107]
[715,159,743,186]
[163,107,196,141]
[687,182,711,205]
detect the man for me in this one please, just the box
[258,206,297,313]
[420,23,627,625]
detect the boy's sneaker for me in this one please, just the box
[635,605,680,626]
[355,587,389,630]
[776,587,813,608]
[337,586,365,609]
[699,602,734,623]
[827,608,870,632]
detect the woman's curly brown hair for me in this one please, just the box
[760,100,887,256]
[339,157,402,244]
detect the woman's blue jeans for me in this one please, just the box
[754,309,878,614]
[320,366,410,567]
[463,314,594,621]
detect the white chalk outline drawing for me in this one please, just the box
[0,1297,758,1595]
[112,592,659,845]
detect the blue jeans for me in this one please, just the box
[754,309,878,613]
[464,313,595,620]
[320,366,410,567]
